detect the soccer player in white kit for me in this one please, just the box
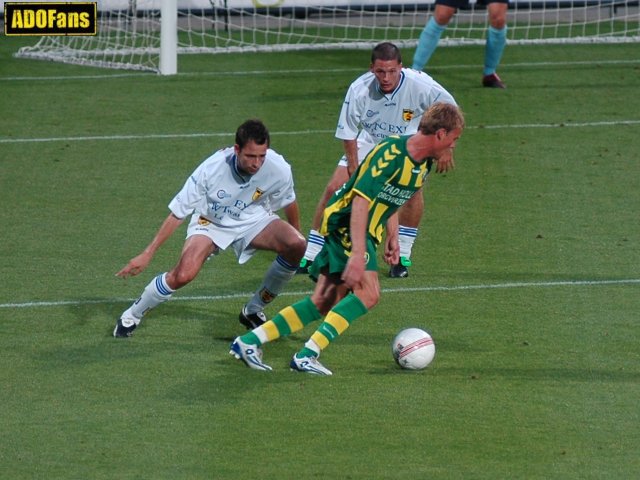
[113,119,306,337]
[299,42,457,278]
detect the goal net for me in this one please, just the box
[13,0,640,74]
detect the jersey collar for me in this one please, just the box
[231,153,251,183]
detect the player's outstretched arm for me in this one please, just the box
[116,213,184,278]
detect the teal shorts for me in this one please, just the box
[309,228,378,281]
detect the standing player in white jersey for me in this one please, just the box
[298,42,457,278]
[113,119,306,337]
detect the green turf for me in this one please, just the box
[1,37,639,479]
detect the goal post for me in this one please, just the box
[11,0,640,75]
[160,0,177,75]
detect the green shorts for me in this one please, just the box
[309,228,379,280]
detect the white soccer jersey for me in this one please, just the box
[168,146,296,230]
[335,68,457,146]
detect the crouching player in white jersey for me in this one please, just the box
[298,42,457,278]
[113,119,306,337]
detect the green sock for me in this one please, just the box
[305,293,368,355]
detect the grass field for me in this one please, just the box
[1,36,639,479]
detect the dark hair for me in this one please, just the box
[371,42,402,64]
[419,103,465,135]
[235,119,270,149]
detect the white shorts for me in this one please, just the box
[337,140,377,167]
[186,213,279,264]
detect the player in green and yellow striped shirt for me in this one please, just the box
[230,102,465,375]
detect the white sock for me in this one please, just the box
[303,339,321,356]
[302,229,325,262]
[123,273,175,326]
[245,256,296,314]
[398,226,418,259]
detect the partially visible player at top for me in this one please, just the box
[113,119,305,337]
[412,0,508,88]
[298,42,457,279]
[231,102,465,375]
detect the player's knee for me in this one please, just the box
[310,295,334,316]
[280,232,306,262]
[290,235,306,259]
[326,169,349,195]
[358,284,380,309]
[488,5,507,27]
[434,9,455,25]
[489,16,506,29]
[323,182,341,201]
[168,269,196,288]
[370,288,381,308]
[313,187,336,217]
[361,292,380,310]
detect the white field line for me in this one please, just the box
[1,278,639,309]
[0,129,325,144]
[1,59,639,82]
[2,120,640,145]
[1,57,638,144]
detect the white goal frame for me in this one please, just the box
[11,0,640,75]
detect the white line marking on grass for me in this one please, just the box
[2,120,639,144]
[478,120,640,129]
[0,130,328,144]
[2,278,639,309]
[2,59,639,82]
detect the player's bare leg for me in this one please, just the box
[240,219,306,328]
[114,235,215,337]
[299,165,350,273]
[292,270,379,374]
[482,2,508,88]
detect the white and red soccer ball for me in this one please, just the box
[392,328,436,370]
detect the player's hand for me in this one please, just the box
[341,254,366,290]
[435,150,455,173]
[116,252,153,278]
[383,236,399,266]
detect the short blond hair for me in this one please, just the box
[418,103,465,135]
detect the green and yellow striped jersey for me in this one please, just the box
[320,135,432,244]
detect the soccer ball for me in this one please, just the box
[392,328,436,370]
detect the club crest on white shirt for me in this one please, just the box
[252,188,265,201]
[402,109,414,122]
